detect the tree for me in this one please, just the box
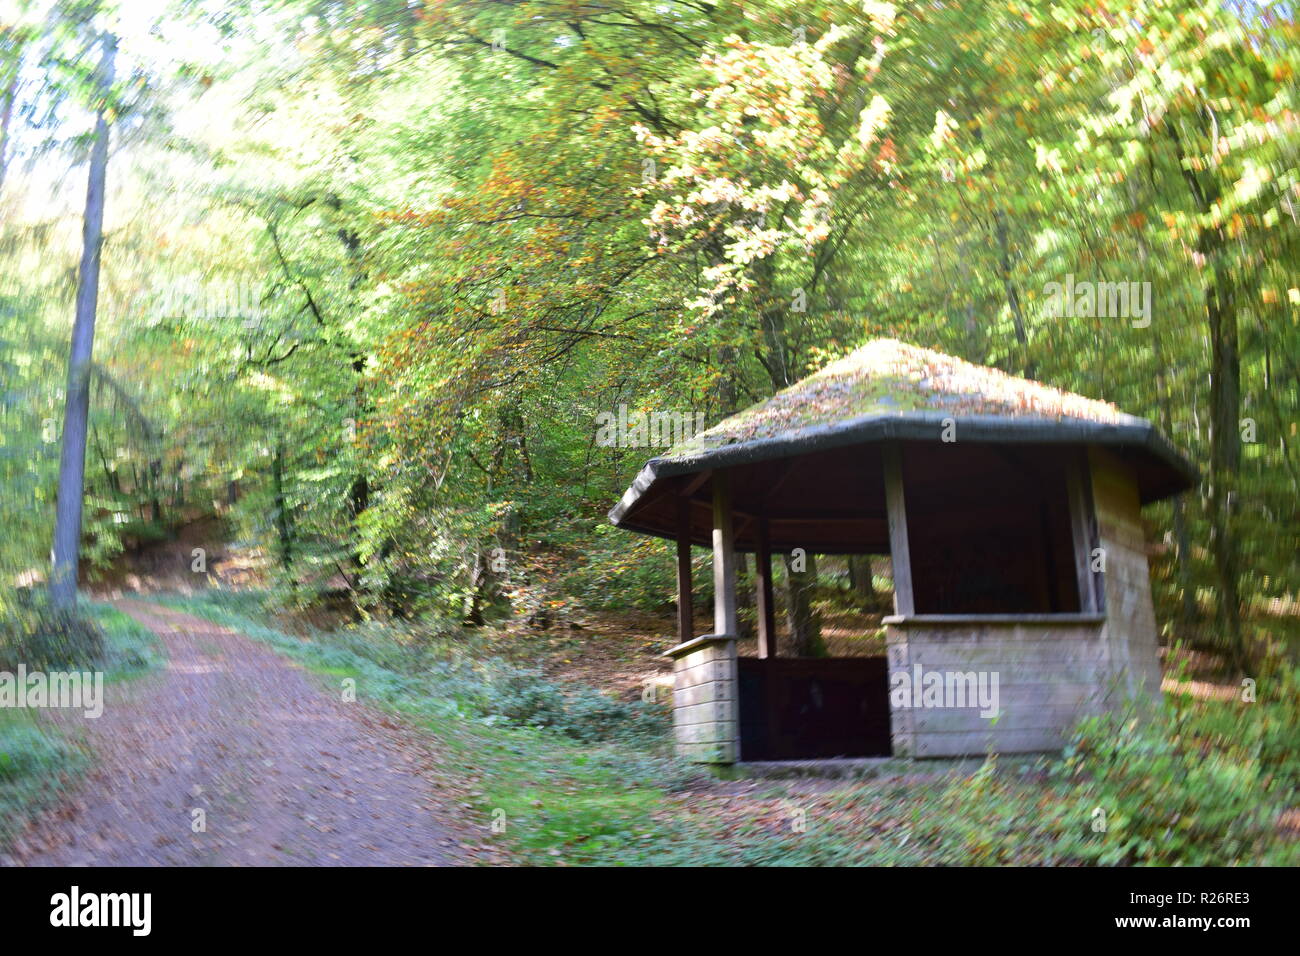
[50,28,115,608]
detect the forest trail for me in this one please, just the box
[8,600,460,866]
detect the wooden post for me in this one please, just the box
[712,469,739,636]
[754,518,777,658]
[1066,453,1099,612]
[675,494,694,643]
[882,442,915,616]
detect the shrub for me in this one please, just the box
[0,720,85,847]
[0,723,75,783]
[483,663,666,744]
[1060,707,1276,865]
[484,664,571,729]
[0,591,105,672]
[935,672,1300,866]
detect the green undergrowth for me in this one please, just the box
[0,597,161,849]
[152,589,1299,866]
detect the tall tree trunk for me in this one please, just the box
[1169,119,1243,665]
[1205,261,1243,664]
[1134,163,1197,627]
[971,123,1031,375]
[784,552,824,657]
[50,33,115,609]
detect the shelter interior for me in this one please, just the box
[657,441,1104,762]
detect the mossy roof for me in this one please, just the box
[666,339,1138,459]
[609,339,1196,534]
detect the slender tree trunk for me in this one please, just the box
[972,123,1031,375]
[734,552,753,640]
[90,425,119,496]
[50,34,115,609]
[148,458,162,523]
[993,209,1030,370]
[272,438,295,582]
[1171,496,1196,623]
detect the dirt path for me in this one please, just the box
[8,600,461,866]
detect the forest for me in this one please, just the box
[0,0,1297,869]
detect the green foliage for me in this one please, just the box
[0,590,105,672]
[5,0,1294,662]
[934,676,1300,866]
[555,530,686,614]
[0,598,157,849]
[484,662,665,744]
[0,722,75,784]
[1061,713,1276,865]
[0,717,83,846]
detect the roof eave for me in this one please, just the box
[608,412,1198,531]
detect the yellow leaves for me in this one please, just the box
[931,109,958,151]
[855,94,892,147]
[863,2,898,33]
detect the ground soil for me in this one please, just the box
[6,600,466,866]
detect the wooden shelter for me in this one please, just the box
[609,340,1195,764]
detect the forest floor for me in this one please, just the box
[6,587,1294,865]
[10,530,1288,866]
[6,599,467,866]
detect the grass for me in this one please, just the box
[0,598,161,850]
[142,589,1300,865]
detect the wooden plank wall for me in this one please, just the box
[885,451,1164,758]
[1088,447,1164,699]
[885,620,1109,757]
[671,638,739,763]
